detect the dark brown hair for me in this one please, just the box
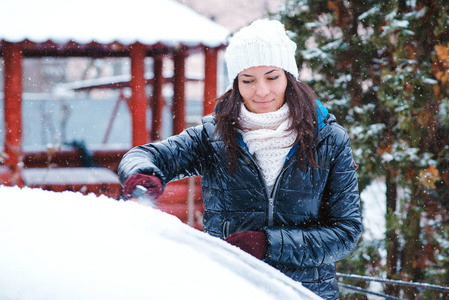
[214,72,319,172]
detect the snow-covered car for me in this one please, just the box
[0,186,322,300]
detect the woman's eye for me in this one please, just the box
[242,80,253,84]
[268,75,279,81]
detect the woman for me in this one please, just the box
[118,19,362,300]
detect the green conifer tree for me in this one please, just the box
[278,1,449,299]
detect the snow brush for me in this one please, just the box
[131,185,157,208]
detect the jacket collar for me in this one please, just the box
[234,100,333,160]
[315,99,329,132]
[206,100,334,150]
[315,113,336,146]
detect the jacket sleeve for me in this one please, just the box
[118,124,210,188]
[263,127,362,268]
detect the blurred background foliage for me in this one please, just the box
[277,0,449,298]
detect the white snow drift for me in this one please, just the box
[0,186,321,300]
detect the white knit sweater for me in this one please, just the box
[239,103,297,187]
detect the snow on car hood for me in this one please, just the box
[0,186,321,300]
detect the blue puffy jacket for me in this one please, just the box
[118,101,362,300]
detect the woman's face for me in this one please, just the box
[237,66,287,114]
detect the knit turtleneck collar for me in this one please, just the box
[239,102,290,131]
[238,103,297,187]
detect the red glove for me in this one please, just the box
[123,173,163,200]
[225,231,267,259]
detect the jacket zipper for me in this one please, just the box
[267,197,274,226]
[236,117,331,227]
[242,153,273,224]
[267,163,291,226]
[237,134,299,227]
[243,150,293,227]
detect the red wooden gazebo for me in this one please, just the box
[0,0,229,228]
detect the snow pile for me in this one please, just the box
[361,180,386,241]
[0,186,321,300]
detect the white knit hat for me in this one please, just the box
[224,19,299,86]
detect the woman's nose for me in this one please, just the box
[255,82,270,98]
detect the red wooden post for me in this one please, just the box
[151,55,164,141]
[129,43,148,147]
[173,47,186,135]
[203,47,218,116]
[3,42,24,186]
